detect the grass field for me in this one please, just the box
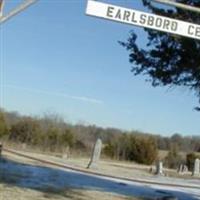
[0,151,145,200]
[0,184,142,200]
[1,147,200,200]
[2,144,199,180]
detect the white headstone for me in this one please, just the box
[155,161,164,175]
[87,138,102,169]
[177,164,183,174]
[192,158,200,176]
[178,164,188,174]
[22,143,27,150]
[62,154,68,159]
[183,165,188,173]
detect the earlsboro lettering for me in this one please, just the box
[107,6,114,18]
[131,12,137,23]
[86,0,200,40]
[139,14,178,32]
[106,6,178,32]
[115,9,121,19]
[106,7,138,23]
[123,10,131,21]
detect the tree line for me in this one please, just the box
[0,108,199,167]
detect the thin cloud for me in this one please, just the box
[4,84,104,105]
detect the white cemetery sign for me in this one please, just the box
[86,0,200,41]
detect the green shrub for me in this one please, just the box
[9,117,41,144]
[103,142,115,158]
[128,136,158,165]
[60,129,75,148]
[0,111,9,138]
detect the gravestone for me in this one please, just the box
[177,164,184,174]
[0,142,2,156]
[177,164,188,174]
[62,147,69,159]
[149,165,156,174]
[87,138,102,169]
[183,165,188,173]
[62,154,68,159]
[192,158,200,176]
[155,161,164,175]
[22,143,27,150]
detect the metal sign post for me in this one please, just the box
[86,0,200,40]
[0,0,5,17]
[0,0,38,24]
[152,0,200,14]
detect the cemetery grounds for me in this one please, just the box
[0,146,200,200]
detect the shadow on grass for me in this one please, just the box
[0,157,199,200]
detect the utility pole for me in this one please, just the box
[0,0,38,24]
[152,0,200,14]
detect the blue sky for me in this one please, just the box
[1,0,199,136]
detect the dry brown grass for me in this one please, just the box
[2,148,197,181]
[2,145,199,186]
[0,184,142,200]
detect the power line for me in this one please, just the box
[152,0,200,14]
